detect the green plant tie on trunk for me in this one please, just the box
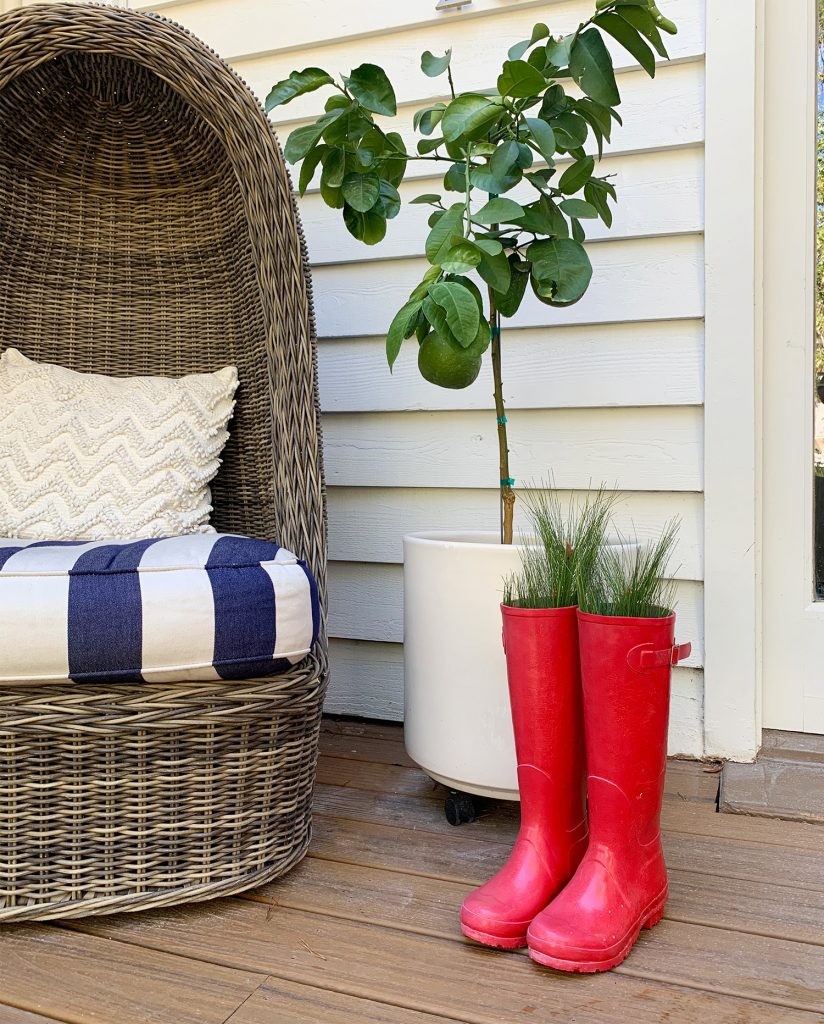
[501,477,515,487]
[497,415,507,425]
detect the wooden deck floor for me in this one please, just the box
[1,718,823,1024]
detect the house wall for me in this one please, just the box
[3,0,708,757]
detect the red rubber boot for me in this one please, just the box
[527,610,690,972]
[460,604,588,949]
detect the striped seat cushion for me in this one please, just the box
[0,534,319,684]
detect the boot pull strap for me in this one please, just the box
[627,641,691,671]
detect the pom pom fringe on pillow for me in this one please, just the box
[0,347,238,540]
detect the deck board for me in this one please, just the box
[0,925,265,1024]
[1,719,822,1024]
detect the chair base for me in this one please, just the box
[0,830,311,923]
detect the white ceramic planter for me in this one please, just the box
[403,531,525,801]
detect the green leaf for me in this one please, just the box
[374,180,401,220]
[440,240,483,275]
[421,49,452,77]
[415,104,446,136]
[410,194,442,205]
[386,299,423,369]
[425,203,465,265]
[524,117,556,163]
[284,114,340,164]
[470,163,521,195]
[477,249,512,294]
[513,195,568,236]
[382,132,408,187]
[343,204,387,245]
[540,84,568,120]
[442,94,505,142]
[298,145,328,196]
[495,256,529,316]
[508,39,532,62]
[418,136,445,155]
[585,179,614,227]
[569,29,620,107]
[545,34,573,68]
[474,238,503,255]
[559,198,598,218]
[525,169,554,191]
[341,172,381,212]
[356,127,387,166]
[491,140,521,179]
[595,12,656,76]
[421,298,457,348]
[473,197,525,225]
[321,148,346,188]
[430,281,481,346]
[497,59,547,99]
[325,94,351,113]
[559,156,595,194]
[444,162,468,193]
[321,104,372,147]
[617,5,669,58]
[528,237,593,304]
[516,143,535,169]
[571,217,586,242]
[265,68,333,110]
[410,265,443,300]
[508,22,549,61]
[319,178,344,209]
[550,111,589,152]
[344,63,397,116]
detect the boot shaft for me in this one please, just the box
[501,604,587,833]
[577,610,689,847]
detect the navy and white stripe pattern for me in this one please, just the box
[0,534,320,684]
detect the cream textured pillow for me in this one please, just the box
[0,348,238,540]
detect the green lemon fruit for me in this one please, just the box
[418,330,482,389]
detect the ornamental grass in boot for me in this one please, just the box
[527,522,691,972]
[459,487,613,949]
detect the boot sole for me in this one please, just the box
[461,921,528,950]
[527,893,667,973]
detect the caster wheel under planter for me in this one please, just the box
[445,790,479,826]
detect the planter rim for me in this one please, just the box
[577,608,676,626]
[500,602,577,618]
[404,530,536,550]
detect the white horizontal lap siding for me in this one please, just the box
[131,0,706,755]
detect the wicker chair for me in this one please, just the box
[0,3,327,920]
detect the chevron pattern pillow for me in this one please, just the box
[0,347,238,540]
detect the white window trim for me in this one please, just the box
[703,0,765,760]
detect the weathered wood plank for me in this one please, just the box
[144,0,704,88]
[0,926,264,1024]
[312,235,703,338]
[280,63,703,185]
[324,639,705,756]
[319,320,704,414]
[303,149,704,266]
[225,978,463,1024]
[247,856,824,1003]
[307,816,824,945]
[70,900,820,1022]
[322,405,703,492]
[327,561,704,664]
[312,782,824,862]
[315,753,719,804]
[0,1008,65,1024]
[326,487,704,575]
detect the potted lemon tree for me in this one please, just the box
[268,0,677,818]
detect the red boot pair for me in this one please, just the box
[459,604,690,973]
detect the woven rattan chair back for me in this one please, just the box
[0,3,328,921]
